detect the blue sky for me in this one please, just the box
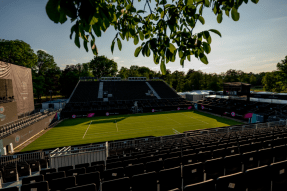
[0,0,287,74]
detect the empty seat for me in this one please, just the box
[1,187,19,191]
[102,167,124,181]
[27,160,40,172]
[125,163,145,178]
[164,157,181,169]
[242,151,259,171]
[40,168,56,175]
[50,176,76,191]
[66,167,86,177]
[123,158,139,167]
[87,165,104,174]
[270,160,287,191]
[21,181,49,191]
[146,160,164,173]
[197,151,212,162]
[75,163,89,169]
[76,172,100,191]
[131,171,158,191]
[44,171,65,187]
[66,183,97,191]
[273,145,287,163]
[106,161,123,169]
[245,165,271,191]
[159,166,182,191]
[205,158,224,180]
[58,165,73,173]
[102,177,130,191]
[22,174,44,185]
[224,154,242,175]
[182,153,197,165]
[183,162,204,186]
[259,148,274,166]
[216,172,245,191]
[184,179,215,191]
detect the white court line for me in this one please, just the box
[163,115,182,125]
[180,113,209,124]
[83,120,93,139]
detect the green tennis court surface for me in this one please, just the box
[21,110,244,152]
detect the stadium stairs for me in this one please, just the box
[1,122,287,190]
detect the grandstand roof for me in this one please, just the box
[223,82,251,86]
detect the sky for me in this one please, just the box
[0,0,287,74]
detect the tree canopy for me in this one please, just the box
[0,39,38,68]
[45,0,259,75]
[89,55,118,78]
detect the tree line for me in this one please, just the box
[1,39,287,101]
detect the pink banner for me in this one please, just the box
[87,113,95,118]
[188,106,192,110]
[201,105,204,110]
[177,107,180,111]
[231,112,235,117]
[72,115,76,118]
[152,109,155,112]
[54,113,58,119]
[106,112,109,116]
[244,113,253,118]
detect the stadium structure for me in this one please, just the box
[1,61,287,190]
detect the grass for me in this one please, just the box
[21,110,244,152]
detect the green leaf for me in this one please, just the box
[213,2,218,14]
[179,49,184,58]
[203,31,211,44]
[169,43,176,53]
[90,16,99,25]
[92,24,101,37]
[59,12,67,24]
[209,29,222,37]
[231,7,240,21]
[134,46,142,57]
[217,12,223,23]
[70,24,76,39]
[111,40,115,54]
[199,53,208,64]
[225,9,230,17]
[117,38,122,51]
[187,55,191,61]
[134,35,139,45]
[186,0,194,8]
[75,33,80,48]
[46,0,61,23]
[83,40,88,52]
[199,4,203,15]
[160,59,166,75]
[243,0,248,3]
[180,58,184,67]
[198,16,205,25]
[146,46,151,57]
[204,0,210,7]
[91,44,98,56]
[139,31,144,40]
[202,42,211,54]
[251,0,259,4]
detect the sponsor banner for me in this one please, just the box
[106,112,109,116]
[54,113,58,119]
[231,112,236,117]
[194,103,198,110]
[244,113,253,118]
[201,105,205,110]
[177,107,180,111]
[224,112,229,115]
[0,101,18,126]
[188,106,192,110]
[152,109,155,112]
[72,114,76,118]
[87,113,95,118]
[108,112,119,115]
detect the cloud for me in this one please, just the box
[111,57,120,61]
[71,59,77,62]
[267,16,287,22]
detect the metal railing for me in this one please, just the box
[0,150,49,165]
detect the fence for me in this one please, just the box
[0,150,49,165]
[49,146,106,169]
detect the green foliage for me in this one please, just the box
[45,0,260,74]
[89,55,118,78]
[0,39,38,68]
[36,50,57,76]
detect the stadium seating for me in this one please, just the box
[2,123,287,191]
